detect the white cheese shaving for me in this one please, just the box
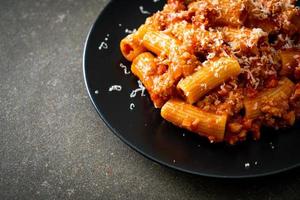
[130,80,146,98]
[108,85,122,92]
[130,103,135,110]
[139,6,150,15]
[120,63,130,75]
[244,162,250,169]
[125,28,137,34]
[98,42,108,50]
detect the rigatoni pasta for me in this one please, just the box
[119,0,300,144]
[244,77,295,119]
[142,31,179,56]
[177,57,241,104]
[120,37,146,62]
[120,25,150,61]
[187,0,247,27]
[161,99,227,142]
[131,52,173,108]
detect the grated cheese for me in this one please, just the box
[130,103,135,110]
[139,6,151,15]
[130,80,146,98]
[120,63,131,75]
[125,28,137,34]
[98,42,108,50]
[244,162,250,169]
[108,85,122,92]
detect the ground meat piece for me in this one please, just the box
[290,83,300,117]
[216,90,244,116]
[187,1,217,28]
[228,123,243,134]
[250,121,261,140]
[261,96,289,117]
[245,87,258,98]
[295,66,300,80]
[265,76,278,88]
[260,94,294,128]
[167,0,187,11]
[283,111,296,126]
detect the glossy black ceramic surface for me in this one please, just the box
[83,0,300,178]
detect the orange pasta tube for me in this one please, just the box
[221,27,267,53]
[177,57,241,104]
[132,52,171,108]
[213,0,247,26]
[131,52,156,89]
[279,49,300,76]
[161,99,227,142]
[244,77,295,119]
[120,25,149,61]
[142,31,180,56]
[188,0,246,27]
[120,37,146,62]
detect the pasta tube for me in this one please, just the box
[213,0,247,26]
[221,27,267,53]
[131,52,171,108]
[161,99,227,142]
[177,57,241,104]
[244,77,295,119]
[188,0,246,27]
[142,31,180,56]
[120,25,149,61]
[131,52,156,89]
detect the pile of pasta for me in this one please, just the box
[120,0,300,144]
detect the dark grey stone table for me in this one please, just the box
[1,0,300,199]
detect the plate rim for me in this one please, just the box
[82,0,300,179]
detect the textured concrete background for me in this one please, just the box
[1,0,300,199]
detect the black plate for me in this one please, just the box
[83,0,300,178]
